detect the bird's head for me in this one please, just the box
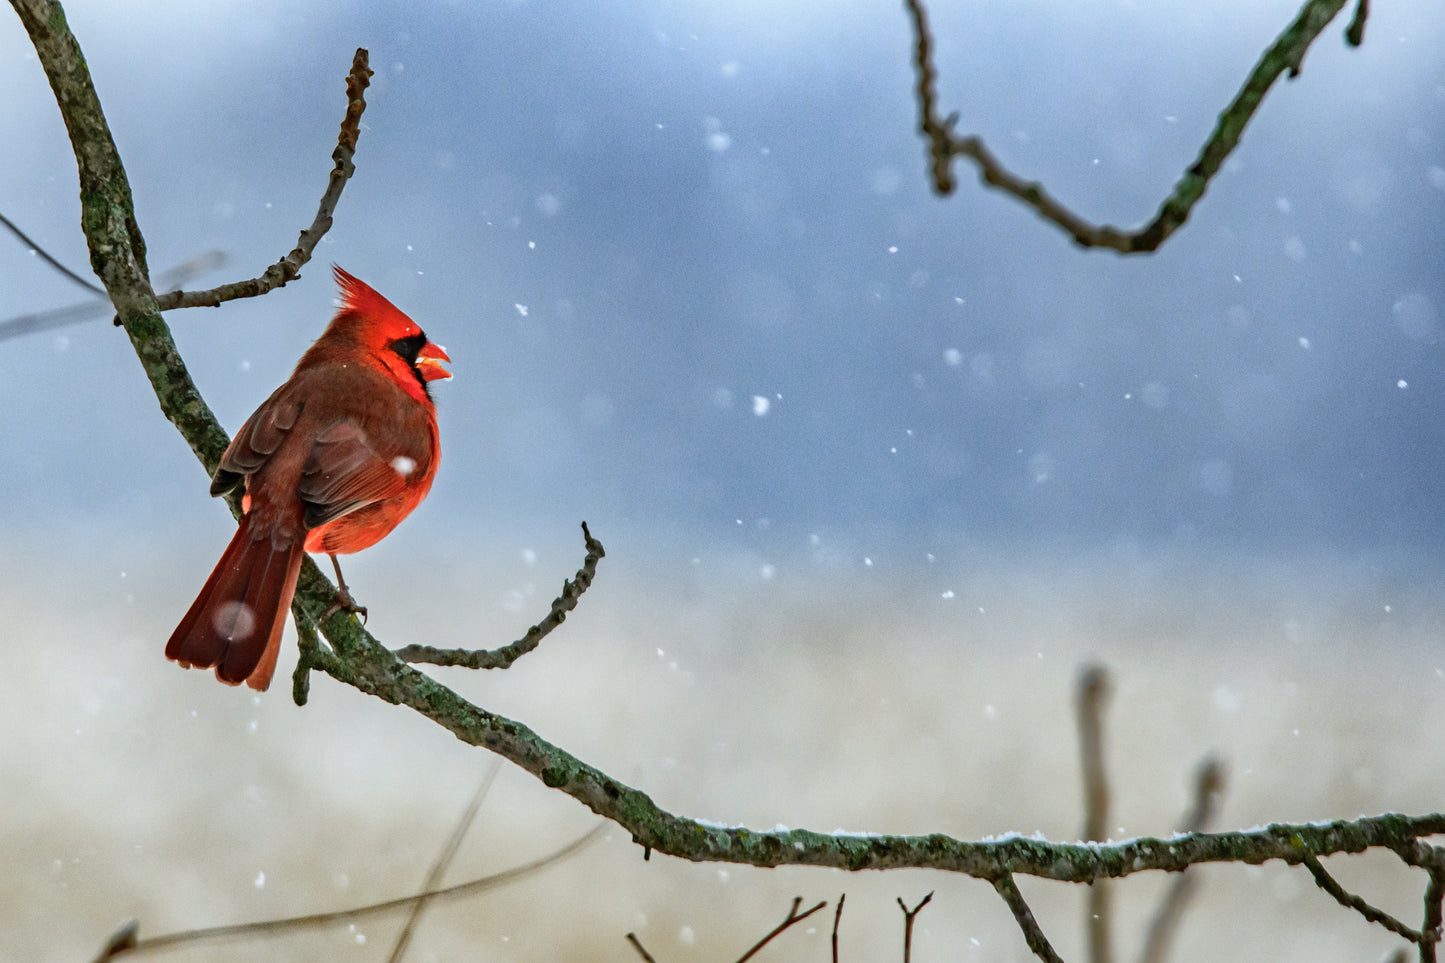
[329,265,452,390]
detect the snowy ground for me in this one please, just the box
[3,534,1442,962]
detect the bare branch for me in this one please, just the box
[1076,663,1112,963]
[1345,0,1369,46]
[735,896,828,963]
[903,0,1359,253]
[1,209,103,295]
[1138,757,1226,963]
[0,248,227,343]
[993,876,1063,963]
[10,0,231,475]
[91,920,138,963]
[625,932,658,962]
[1394,842,1445,962]
[152,49,372,311]
[395,522,605,668]
[387,760,503,963]
[896,892,933,963]
[1302,852,1428,945]
[1424,872,1444,963]
[96,824,604,958]
[831,893,845,963]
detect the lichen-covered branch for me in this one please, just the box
[904,0,1358,253]
[1302,852,1430,945]
[10,0,230,477]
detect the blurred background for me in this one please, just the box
[2,0,1443,959]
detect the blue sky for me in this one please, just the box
[2,0,1442,565]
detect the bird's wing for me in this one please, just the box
[296,419,409,529]
[210,391,304,497]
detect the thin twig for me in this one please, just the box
[903,0,1359,252]
[625,932,658,962]
[1077,663,1112,963]
[1138,757,1226,963]
[1423,871,1444,963]
[94,824,605,959]
[1301,852,1427,944]
[1394,842,1445,963]
[152,49,372,311]
[395,522,605,668]
[736,896,828,963]
[896,892,933,963]
[1345,0,1369,46]
[387,760,503,962]
[831,893,845,963]
[0,249,226,342]
[91,921,138,963]
[0,210,104,294]
[993,876,1064,963]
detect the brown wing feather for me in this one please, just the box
[210,393,304,497]
[297,419,409,529]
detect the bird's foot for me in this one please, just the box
[323,554,368,624]
[322,588,368,624]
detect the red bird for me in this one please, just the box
[166,266,451,691]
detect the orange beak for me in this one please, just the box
[416,341,452,382]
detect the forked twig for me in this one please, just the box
[896,892,933,963]
[736,896,828,963]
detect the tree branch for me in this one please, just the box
[993,875,1063,963]
[736,896,828,963]
[19,4,1445,957]
[152,49,372,311]
[10,0,230,476]
[1301,852,1429,945]
[93,824,604,960]
[394,522,605,668]
[386,761,502,963]
[625,932,658,962]
[1076,664,1112,963]
[904,0,1359,252]
[896,892,933,963]
[1137,757,1226,963]
[0,209,104,295]
[830,893,845,963]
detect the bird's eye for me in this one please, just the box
[390,332,428,365]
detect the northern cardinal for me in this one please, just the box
[166,266,451,690]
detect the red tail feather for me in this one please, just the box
[166,515,304,691]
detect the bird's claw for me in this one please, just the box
[322,587,368,624]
